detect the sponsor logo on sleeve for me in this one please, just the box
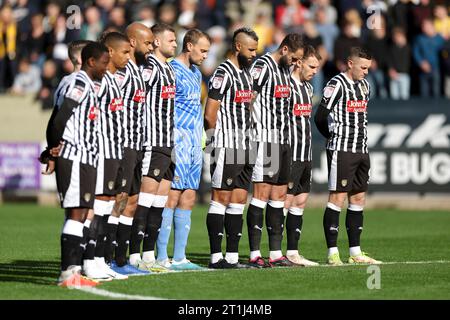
[212,76,224,89]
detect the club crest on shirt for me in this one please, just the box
[122,179,127,187]
[323,85,335,99]
[212,76,224,89]
[226,178,233,186]
[288,182,294,189]
[361,82,369,96]
[88,106,100,121]
[341,179,348,187]
[251,67,262,79]
[108,181,115,190]
[142,67,152,82]
[68,85,84,102]
[153,169,160,177]
[174,176,180,182]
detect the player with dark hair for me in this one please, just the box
[80,32,132,281]
[284,45,320,267]
[42,41,109,287]
[128,23,177,272]
[42,40,92,175]
[245,33,304,268]
[205,27,259,269]
[106,23,153,275]
[314,47,382,265]
[155,28,211,270]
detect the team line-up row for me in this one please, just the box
[39,22,380,288]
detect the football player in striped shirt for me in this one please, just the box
[128,23,177,272]
[80,32,132,281]
[246,34,304,268]
[107,23,153,276]
[284,45,320,267]
[42,42,109,287]
[155,29,211,270]
[314,47,381,265]
[42,40,92,172]
[204,27,259,269]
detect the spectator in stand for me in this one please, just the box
[275,0,309,33]
[158,3,178,26]
[388,0,410,33]
[433,4,450,40]
[9,57,41,95]
[334,20,362,72]
[343,8,363,39]
[80,6,104,41]
[136,4,156,28]
[442,40,450,99]
[309,0,338,25]
[303,19,328,94]
[388,27,411,100]
[46,15,77,69]
[365,15,389,98]
[314,5,339,78]
[409,0,433,40]
[107,6,127,33]
[36,59,58,109]
[26,13,46,68]
[265,26,287,53]
[0,4,17,92]
[96,0,116,27]
[202,25,227,77]
[42,1,60,33]
[413,18,446,97]
[253,8,274,55]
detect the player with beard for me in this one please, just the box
[107,23,153,275]
[204,28,259,269]
[246,33,304,268]
[128,23,178,272]
[155,29,211,270]
[284,45,320,267]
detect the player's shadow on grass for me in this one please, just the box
[0,260,60,286]
[186,253,252,266]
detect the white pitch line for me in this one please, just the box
[76,287,167,300]
[74,260,450,300]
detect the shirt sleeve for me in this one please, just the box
[318,78,342,111]
[208,68,231,101]
[250,60,270,92]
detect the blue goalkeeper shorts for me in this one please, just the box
[172,143,203,191]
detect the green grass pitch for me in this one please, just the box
[0,203,449,300]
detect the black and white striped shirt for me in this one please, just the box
[290,76,313,162]
[320,72,370,153]
[250,54,291,145]
[95,71,124,160]
[208,59,253,150]
[53,72,77,110]
[143,54,175,148]
[59,70,99,166]
[116,59,146,151]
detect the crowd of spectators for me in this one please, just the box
[0,0,449,109]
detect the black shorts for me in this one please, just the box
[210,147,255,190]
[55,157,96,209]
[118,148,144,195]
[142,146,175,182]
[288,160,312,195]
[252,142,291,185]
[326,150,370,193]
[95,157,122,196]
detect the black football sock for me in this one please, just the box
[323,203,341,248]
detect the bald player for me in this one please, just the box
[204,28,259,269]
[106,23,154,275]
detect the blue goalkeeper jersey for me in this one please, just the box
[170,58,203,147]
